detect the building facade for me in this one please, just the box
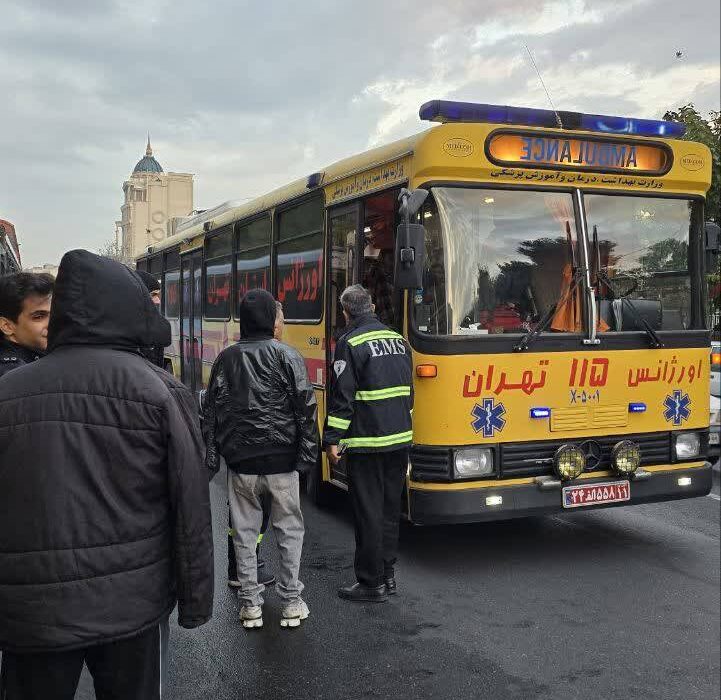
[116,139,193,261]
[24,263,59,278]
[0,219,22,276]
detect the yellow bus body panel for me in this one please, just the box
[412,347,710,445]
[409,123,712,197]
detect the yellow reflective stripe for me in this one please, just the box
[327,415,351,430]
[257,533,264,544]
[348,330,404,347]
[340,431,413,448]
[355,386,411,401]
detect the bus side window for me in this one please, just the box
[361,190,401,332]
[276,197,324,322]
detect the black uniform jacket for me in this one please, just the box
[322,314,413,453]
[0,338,42,380]
[202,337,318,475]
[0,250,214,653]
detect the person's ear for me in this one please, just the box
[0,316,16,340]
[371,303,376,312]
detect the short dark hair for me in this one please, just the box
[340,284,373,318]
[0,272,55,322]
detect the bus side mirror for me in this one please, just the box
[705,221,720,272]
[395,188,429,290]
[394,223,426,289]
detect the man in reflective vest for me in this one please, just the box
[324,284,413,603]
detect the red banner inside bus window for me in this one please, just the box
[205,260,232,318]
[238,269,269,298]
[236,253,271,315]
[164,271,180,317]
[277,249,324,320]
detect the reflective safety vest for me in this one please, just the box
[323,314,413,453]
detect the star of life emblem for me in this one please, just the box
[663,390,691,426]
[334,360,347,377]
[471,399,506,438]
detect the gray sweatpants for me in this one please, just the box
[228,470,305,607]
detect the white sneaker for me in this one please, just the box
[239,604,263,629]
[280,598,309,628]
[228,579,242,588]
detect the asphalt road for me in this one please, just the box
[70,464,719,700]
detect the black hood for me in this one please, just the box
[136,269,161,293]
[238,288,276,339]
[48,250,171,351]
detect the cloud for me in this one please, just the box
[0,0,718,267]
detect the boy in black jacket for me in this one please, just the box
[204,289,317,629]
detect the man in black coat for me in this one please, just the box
[0,250,214,700]
[135,269,167,368]
[323,285,413,603]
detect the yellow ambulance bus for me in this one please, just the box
[137,100,717,524]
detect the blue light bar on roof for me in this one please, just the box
[420,100,559,128]
[418,100,686,138]
[580,113,686,137]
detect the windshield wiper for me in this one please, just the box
[514,269,583,351]
[596,271,663,348]
[591,225,663,349]
[515,222,582,352]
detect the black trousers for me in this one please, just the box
[0,623,165,700]
[228,493,271,579]
[348,449,408,588]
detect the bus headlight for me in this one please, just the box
[674,432,700,460]
[611,440,641,475]
[553,445,585,481]
[454,448,493,478]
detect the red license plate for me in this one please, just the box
[562,480,630,509]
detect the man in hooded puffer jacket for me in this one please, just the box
[0,250,214,700]
[203,288,317,630]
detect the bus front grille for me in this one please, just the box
[500,432,673,478]
[410,446,452,481]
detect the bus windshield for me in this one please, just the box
[415,187,580,336]
[585,194,695,331]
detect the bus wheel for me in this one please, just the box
[305,459,335,507]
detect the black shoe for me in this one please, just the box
[384,576,397,595]
[338,582,388,603]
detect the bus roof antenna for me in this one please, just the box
[523,43,563,130]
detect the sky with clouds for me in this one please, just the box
[1,0,719,267]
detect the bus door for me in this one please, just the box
[180,249,203,397]
[326,203,361,483]
[360,189,401,331]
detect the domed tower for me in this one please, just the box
[133,138,164,175]
[116,137,194,261]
